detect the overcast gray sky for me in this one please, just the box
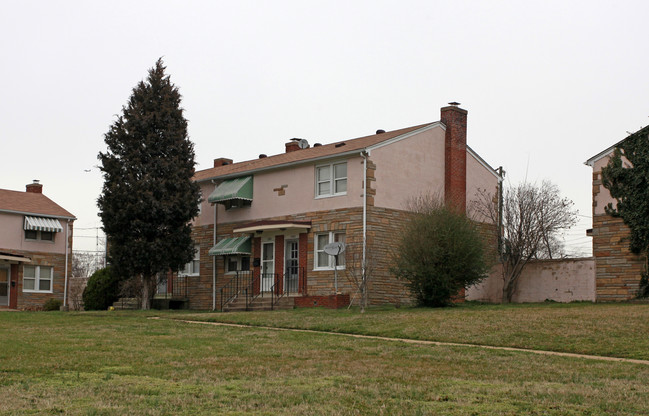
[2,0,648,255]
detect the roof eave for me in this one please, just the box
[466,145,502,180]
[197,123,443,183]
[0,208,76,221]
[197,148,367,183]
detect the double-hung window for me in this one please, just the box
[23,265,53,293]
[180,245,200,276]
[314,232,346,270]
[315,162,347,197]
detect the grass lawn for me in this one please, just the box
[182,301,649,360]
[0,303,647,415]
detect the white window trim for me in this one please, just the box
[179,245,200,277]
[315,161,347,199]
[25,230,56,243]
[314,231,346,271]
[23,265,54,293]
[224,255,251,275]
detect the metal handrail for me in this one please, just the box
[218,271,252,311]
[272,267,304,308]
[155,272,188,300]
[245,272,279,310]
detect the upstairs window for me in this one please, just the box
[24,216,61,242]
[315,162,347,197]
[25,230,55,242]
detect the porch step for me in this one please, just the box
[223,295,295,312]
[112,297,139,310]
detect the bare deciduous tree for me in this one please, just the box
[345,237,376,313]
[475,180,578,303]
[72,251,98,279]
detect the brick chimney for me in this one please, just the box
[440,104,467,212]
[285,141,300,153]
[26,180,43,194]
[213,158,233,167]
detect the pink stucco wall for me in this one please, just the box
[592,156,617,215]
[194,156,364,227]
[0,213,68,254]
[370,126,446,210]
[194,125,500,227]
[466,151,500,222]
[467,258,595,303]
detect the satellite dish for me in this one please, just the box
[298,139,309,149]
[324,242,346,256]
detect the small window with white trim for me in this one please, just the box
[23,265,53,293]
[225,255,251,273]
[179,245,200,276]
[314,232,346,270]
[25,230,55,242]
[315,162,347,197]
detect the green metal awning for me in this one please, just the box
[208,176,253,204]
[209,236,252,256]
[24,216,63,232]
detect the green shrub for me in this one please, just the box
[43,298,62,311]
[82,267,121,310]
[392,201,489,307]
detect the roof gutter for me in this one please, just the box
[63,219,70,309]
[0,209,76,221]
[195,123,442,184]
[361,150,368,305]
[196,148,367,183]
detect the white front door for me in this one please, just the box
[0,267,9,306]
[261,242,274,292]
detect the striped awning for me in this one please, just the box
[208,176,253,204]
[209,236,252,256]
[24,216,63,233]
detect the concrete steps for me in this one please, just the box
[223,294,294,312]
[112,297,139,310]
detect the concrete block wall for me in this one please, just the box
[467,258,596,303]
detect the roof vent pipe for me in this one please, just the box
[259,154,267,158]
[376,129,385,134]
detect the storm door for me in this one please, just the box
[285,240,299,293]
[0,267,9,306]
[261,242,274,292]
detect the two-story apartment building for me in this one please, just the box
[174,105,501,310]
[0,181,75,309]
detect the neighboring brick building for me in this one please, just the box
[171,105,501,310]
[0,181,76,309]
[585,127,649,300]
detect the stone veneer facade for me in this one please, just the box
[182,204,420,310]
[591,214,644,300]
[2,245,73,310]
[591,170,645,300]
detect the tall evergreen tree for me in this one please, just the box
[98,58,200,309]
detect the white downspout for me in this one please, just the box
[63,219,70,308]
[361,151,368,283]
[212,181,218,311]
